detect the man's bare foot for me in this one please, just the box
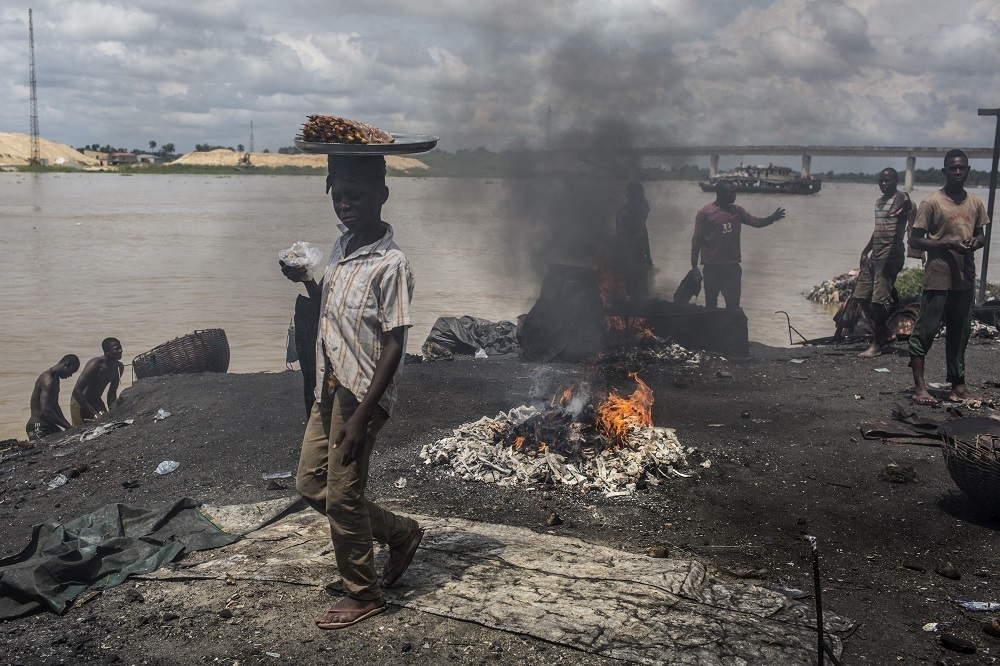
[858,343,882,358]
[912,390,940,406]
[314,596,386,629]
[949,384,982,402]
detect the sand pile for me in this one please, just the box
[172,149,428,172]
[0,132,98,167]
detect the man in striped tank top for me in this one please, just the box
[854,168,914,358]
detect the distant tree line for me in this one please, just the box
[77,142,176,157]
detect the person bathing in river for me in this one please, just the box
[854,168,914,358]
[280,154,423,630]
[71,337,124,425]
[909,150,989,405]
[26,355,79,440]
[691,180,785,308]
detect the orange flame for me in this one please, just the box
[596,262,629,307]
[596,373,654,443]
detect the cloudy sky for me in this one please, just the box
[1,0,998,157]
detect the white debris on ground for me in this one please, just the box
[971,319,1000,339]
[597,340,707,366]
[420,405,702,497]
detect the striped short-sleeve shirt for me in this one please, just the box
[314,222,414,415]
[870,192,911,260]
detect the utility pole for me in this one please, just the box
[977,108,1000,304]
[249,120,254,154]
[28,8,40,166]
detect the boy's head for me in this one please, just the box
[102,337,123,360]
[878,168,898,195]
[326,155,389,233]
[942,149,970,187]
[58,354,80,378]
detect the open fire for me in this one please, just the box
[420,372,705,495]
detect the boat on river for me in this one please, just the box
[698,165,821,195]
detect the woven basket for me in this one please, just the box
[941,418,1000,516]
[132,329,230,380]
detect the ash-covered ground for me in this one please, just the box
[3,338,1000,665]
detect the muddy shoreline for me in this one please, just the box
[3,339,1000,664]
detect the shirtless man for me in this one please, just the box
[27,355,80,440]
[71,338,125,425]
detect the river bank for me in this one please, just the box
[3,336,1000,664]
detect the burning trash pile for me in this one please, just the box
[806,270,859,306]
[420,374,705,496]
[599,317,707,366]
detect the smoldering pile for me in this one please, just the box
[419,377,704,497]
[597,328,707,366]
[806,270,858,306]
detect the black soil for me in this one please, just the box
[3,339,1000,665]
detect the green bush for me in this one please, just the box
[895,266,1000,300]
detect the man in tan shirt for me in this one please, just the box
[908,149,989,405]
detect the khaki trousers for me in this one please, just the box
[296,382,413,601]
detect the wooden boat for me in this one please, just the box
[698,165,821,195]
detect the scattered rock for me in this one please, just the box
[984,619,1000,638]
[161,612,180,622]
[265,480,285,491]
[219,609,233,619]
[124,588,144,603]
[647,544,669,558]
[939,633,976,654]
[401,643,412,653]
[740,411,750,418]
[546,512,563,527]
[880,463,917,484]
[715,370,732,379]
[121,480,140,489]
[902,561,926,572]
[936,562,961,580]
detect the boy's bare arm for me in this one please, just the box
[106,362,124,405]
[334,326,406,466]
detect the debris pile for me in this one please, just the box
[600,318,706,366]
[420,375,703,496]
[971,319,1000,339]
[806,270,858,305]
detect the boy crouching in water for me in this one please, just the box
[281,154,422,629]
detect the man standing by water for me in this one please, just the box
[691,181,785,308]
[615,180,653,303]
[27,355,79,440]
[71,337,124,425]
[854,168,914,358]
[909,149,989,405]
[280,154,423,630]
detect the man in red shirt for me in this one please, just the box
[690,181,785,308]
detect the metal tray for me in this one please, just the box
[294,133,438,155]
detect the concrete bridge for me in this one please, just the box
[634,145,994,191]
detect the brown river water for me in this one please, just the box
[2,172,991,440]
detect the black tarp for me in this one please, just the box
[422,316,520,357]
[0,498,238,620]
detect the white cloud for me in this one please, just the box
[0,0,997,152]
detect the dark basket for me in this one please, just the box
[941,421,1000,516]
[132,329,230,380]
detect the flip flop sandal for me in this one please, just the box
[382,527,424,588]
[314,603,386,630]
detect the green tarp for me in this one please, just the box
[0,498,238,619]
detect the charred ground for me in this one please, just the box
[2,339,1000,665]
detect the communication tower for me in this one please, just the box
[28,8,40,166]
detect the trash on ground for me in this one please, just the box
[155,460,181,475]
[545,511,562,526]
[647,544,669,558]
[262,471,293,480]
[394,477,407,489]
[80,419,134,442]
[874,367,890,373]
[154,409,172,421]
[47,474,69,490]
[929,382,952,390]
[922,622,938,632]
[474,348,488,359]
[789,359,806,364]
[762,582,810,600]
[954,598,1000,611]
